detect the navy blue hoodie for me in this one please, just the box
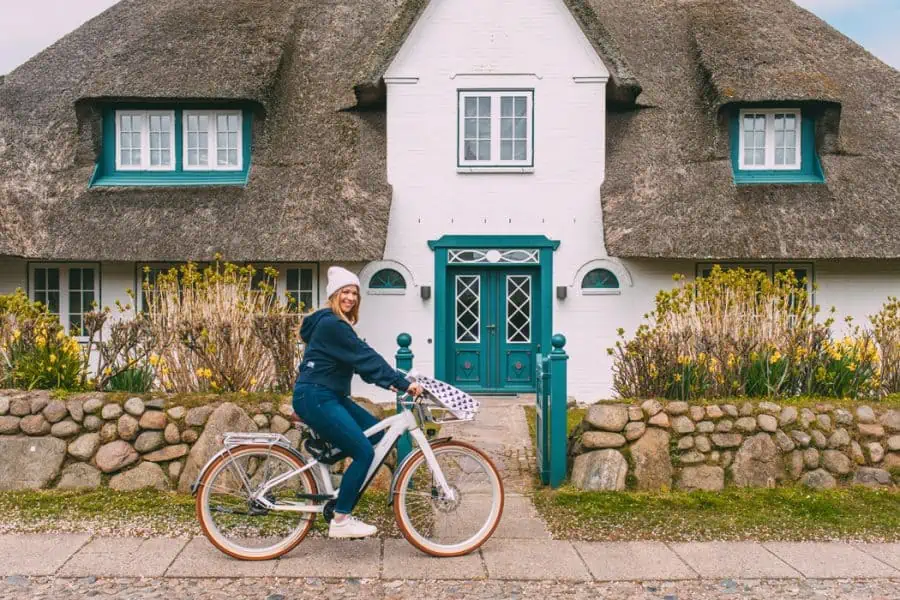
[295,308,411,397]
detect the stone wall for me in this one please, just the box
[0,390,384,493]
[568,400,900,491]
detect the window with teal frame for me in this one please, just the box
[90,105,253,187]
[581,268,619,293]
[369,268,406,294]
[730,106,824,185]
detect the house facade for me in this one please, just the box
[1,0,898,403]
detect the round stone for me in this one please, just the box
[0,416,21,434]
[672,416,696,434]
[185,406,214,427]
[779,406,798,427]
[583,431,627,449]
[270,415,291,434]
[867,442,885,463]
[0,396,9,416]
[139,411,167,430]
[82,398,103,414]
[571,449,628,491]
[689,406,706,422]
[182,429,199,444]
[648,412,670,428]
[640,399,662,417]
[757,414,778,432]
[665,401,689,415]
[696,421,715,433]
[677,466,724,491]
[95,440,139,473]
[677,436,695,450]
[802,468,837,489]
[165,423,181,444]
[856,406,876,424]
[124,397,146,416]
[101,404,123,420]
[43,400,68,423]
[68,433,101,461]
[694,435,711,453]
[804,448,820,469]
[100,422,119,443]
[822,450,852,475]
[167,406,186,420]
[83,415,103,431]
[253,414,270,429]
[715,419,734,433]
[66,399,84,423]
[585,405,629,432]
[56,463,102,490]
[734,417,757,433]
[20,415,51,435]
[135,431,165,453]
[828,428,851,449]
[705,405,724,419]
[51,419,80,438]
[624,421,646,441]
[117,414,140,441]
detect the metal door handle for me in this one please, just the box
[486,324,497,332]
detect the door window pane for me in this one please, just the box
[463,96,491,161]
[506,275,531,343]
[455,275,480,343]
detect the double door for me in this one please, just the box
[448,267,539,393]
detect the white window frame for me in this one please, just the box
[738,109,802,171]
[458,90,534,168]
[114,110,176,172]
[182,110,243,171]
[282,265,318,312]
[29,263,100,340]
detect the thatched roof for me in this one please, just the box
[598,0,900,259]
[0,0,395,261]
[1,0,898,261]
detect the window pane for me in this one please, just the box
[465,118,476,137]
[744,149,753,164]
[228,115,239,131]
[35,291,47,308]
[774,115,784,130]
[300,268,312,289]
[479,117,490,136]
[217,149,227,165]
[199,149,208,164]
[755,149,765,164]
[161,149,170,164]
[228,150,237,165]
[464,141,477,160]
[47,291,60,314]
[775,131,783,146]
[70,291,81,314]
[35,268,46,289]
[786,131,796,146]
[132,149,141,163]
[755,131,765,147]
[479,140,490,160]
[48,268,59,289]
[464,97,477,117]
[501,96,513,116]
[217,115,227,131]
[785,115,795,130]
[775,148,784,164]
[743,116,755,131]
[500,118,512,138]
[300,292,313,312]
[515,117,526,138]
[69,268,80,290]
[228,132,238,148]
[755,116,765,130]
[501,140,512,160]
[286,268,298,291]
[83,291,95,310]
[784,147,796,165]
[515,96,526,116]
[514,141,526,161]
[217,132,226,148]
[478,96,490,115]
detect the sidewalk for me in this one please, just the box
[2,534,900,581]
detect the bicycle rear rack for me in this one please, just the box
[221,431,293,450]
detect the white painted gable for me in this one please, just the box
[386,0,609,80]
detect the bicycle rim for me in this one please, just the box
[197,445,317,560]
[394,441,504,557]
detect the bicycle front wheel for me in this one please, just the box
[196,444,317,560]
[393,441,504,557]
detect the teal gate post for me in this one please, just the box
[395,333,414,462]
[535,334,568,487]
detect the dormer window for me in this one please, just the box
[730,106,824,184]
[91,105,252,187]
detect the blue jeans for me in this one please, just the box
[292,383,384,514]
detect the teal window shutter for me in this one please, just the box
[370,269,407,290]
[581,269,619,289]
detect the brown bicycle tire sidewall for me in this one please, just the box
[392,440,505,558]
[195,444,318,561]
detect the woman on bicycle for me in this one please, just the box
[293,266,423,539]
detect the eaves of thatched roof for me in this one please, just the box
[0,0,395,262]
[1,0,898,262]
[596,0,900,259]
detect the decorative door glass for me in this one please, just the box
[455,275,480,343]
[506,275,531,343]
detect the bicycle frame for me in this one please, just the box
[244,402,456,513]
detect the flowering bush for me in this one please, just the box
[144,258,302,393]
[0,290,86,390]
[871,297,900,394]
[83,302,161,392]
[610,266,881,400]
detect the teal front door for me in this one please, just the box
[447,267,539,393]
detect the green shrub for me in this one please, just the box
[106,365,155,393]
[872,296,900,394]
[610,266,880,400]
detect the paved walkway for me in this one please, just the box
[3,534,900,581]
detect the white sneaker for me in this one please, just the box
[328,515,377,539]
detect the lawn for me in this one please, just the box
[523,403,900,542]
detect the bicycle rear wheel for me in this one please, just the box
[196,444,317,560]
[393,440,504,557]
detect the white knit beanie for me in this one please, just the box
[326,266,361,299]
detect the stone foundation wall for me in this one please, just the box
[0,390,385,493]
[568,400,900,491]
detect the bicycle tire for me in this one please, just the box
[196,444,318,560]
[393,440,504,557]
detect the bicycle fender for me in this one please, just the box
[387,436,453,506]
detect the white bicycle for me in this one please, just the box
[191,378,504,559]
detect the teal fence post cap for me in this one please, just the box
[397,333,412,349]
[551,333,567,353]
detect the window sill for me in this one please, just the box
[90,170,249,188]
[367,289,406,296]
[457,166,535,174]
[582,289,621,296]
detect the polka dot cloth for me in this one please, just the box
[414,374,480,420]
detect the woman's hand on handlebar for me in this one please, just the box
[407,382,424,397]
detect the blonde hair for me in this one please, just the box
[328,285,360,326]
